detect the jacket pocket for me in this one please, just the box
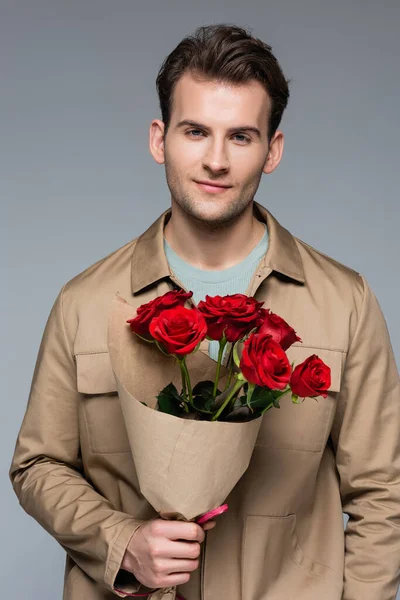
[76,352,131,454]
[254,346,343,452]
[242,514,342,600]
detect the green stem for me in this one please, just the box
[178,359,190,413]
[224,356,234,391]
[261,388,291,414]
[213,337,227,397]
[181,359,193,405]
[224,340,239,391]
[225,365,233,391]
[211,377,244,422]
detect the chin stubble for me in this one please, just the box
[165,160,260,231]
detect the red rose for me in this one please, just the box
[240,332,292,390]
[127,289,193,338]
[258,308,302,350]
[290,355,331,398]
[197,294,264,343]
[149,306,207,358]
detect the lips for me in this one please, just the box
[195,180,232,194]
[196,180,231,188]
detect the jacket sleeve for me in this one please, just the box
[9,285,147,597]
[330,274,400,600]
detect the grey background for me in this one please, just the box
[2,0,399,597]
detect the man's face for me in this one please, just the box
[157,71,275,227]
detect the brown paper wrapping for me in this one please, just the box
[108,295,262,521]
[149,588,176,599]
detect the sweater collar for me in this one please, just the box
[131,201,305,295]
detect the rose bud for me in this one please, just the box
[290,355,331,398]
[240,332,292,390]
[127,289,193,339]
[197,293,264,343]
[149,306,207,358]
[258,308,302,351]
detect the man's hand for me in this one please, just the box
[121,518,216,589]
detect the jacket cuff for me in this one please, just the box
[114,569,157,597]
[105,519,151,597]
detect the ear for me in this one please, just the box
[262,130,284,175]
[149,119,165,164]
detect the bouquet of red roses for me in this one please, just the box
[108,289,331,524]
[126,290,331,421]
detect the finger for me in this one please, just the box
[161,558,200,574]
[163,540,201,559]
[166,522,205,543]
[160,572,192,587]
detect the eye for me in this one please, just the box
[186,129,205,138]
[233,134,251,143]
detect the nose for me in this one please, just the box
[202,138,230,174]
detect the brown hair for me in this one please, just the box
[156,24,290,142]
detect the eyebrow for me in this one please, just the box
[176,119,262,139]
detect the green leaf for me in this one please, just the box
[246,382,256,412]
[192,380,221,414]
[156,383,185,416]
[247,386,275,409]
[238,394,248,406]
[192,396,214,414]
[272,396,281,409]
[192,380,218,397]
[271,387,291,408]
[165,382,183,401]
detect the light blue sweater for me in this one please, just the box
[164,224,268,362]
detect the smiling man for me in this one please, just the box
[10,24,400,600]
[154,73,273,268]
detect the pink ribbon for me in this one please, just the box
[196,503,228,525]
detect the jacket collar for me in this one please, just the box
[131,201,305,295]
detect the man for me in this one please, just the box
[10,23,400,600]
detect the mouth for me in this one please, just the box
[194,180,232,194]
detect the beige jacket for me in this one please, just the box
[10,202,400,600]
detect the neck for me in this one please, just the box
[163,201,266,271]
